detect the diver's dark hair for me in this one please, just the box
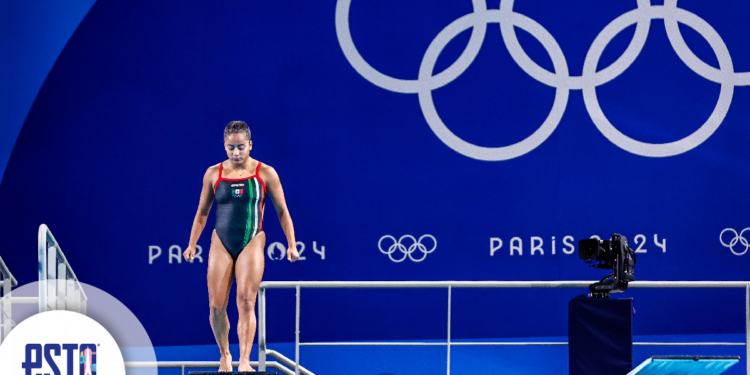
[224,120,251,141]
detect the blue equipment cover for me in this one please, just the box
[569,295,634,375]
[628,356,739,375]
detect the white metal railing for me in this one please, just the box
[125,361,296,375]
[38,224,87,314]
[0,255,18,343]
[1,225,89,343]
[257,281,750,375]
[0,256,17,288]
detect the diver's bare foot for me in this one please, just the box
[218,353,233,372]
[238,360,255,372]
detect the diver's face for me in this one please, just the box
[224,133,251,164]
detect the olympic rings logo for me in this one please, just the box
[378,234,437,262]
[336,0,750,161]
[720,228,750,256]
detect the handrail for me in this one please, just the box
[266,349,314,375]
[259,280,750,288]
[38,224,87,313]
[297,341,745,346]
[0,255,18,343]
[39,224,86,296]
[125,361,295,375]
[0,255,17,288]
[257,280,750,375]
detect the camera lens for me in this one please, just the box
[578,239,599,259]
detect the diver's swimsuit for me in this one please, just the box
[213,161,267,260]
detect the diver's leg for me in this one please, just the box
[207,230,236,372]
[235,231,266,372]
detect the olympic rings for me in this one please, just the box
[378,234,437,262]
[336,0,749,160]
[720,228,750,256]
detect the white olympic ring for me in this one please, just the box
[378,234,437,262]
[336,0,749,160]
[720,228,750,256]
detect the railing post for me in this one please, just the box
[38,226,47,313]
[66,280,75,313]
[746,283,749,375]
[47,246,57,311]
[57,263,66,311]
[447,286,452,375]
[259,287,266,371]
[295,284,301,375]
[73,283,82,314]
[80,290,87,315]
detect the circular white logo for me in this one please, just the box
[337,0,747,160]
[378,235,437,262]
[267,242,288,260]
[0,310,125,375]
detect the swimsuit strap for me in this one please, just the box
[214,162,224,193]
[256,161,267,193]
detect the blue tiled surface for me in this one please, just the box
[143,334,747,375]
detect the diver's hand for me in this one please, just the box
[183,245,197,262]
[287,244,300,262]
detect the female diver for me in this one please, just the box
[183,120,300,372]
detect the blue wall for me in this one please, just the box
[1,0,749,346]
[0,0,96,182]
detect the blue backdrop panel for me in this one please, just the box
[0,0,97,182]
[0,0,749,346]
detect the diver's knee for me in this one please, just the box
[209,303,227,319]
[237,293,256,313]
